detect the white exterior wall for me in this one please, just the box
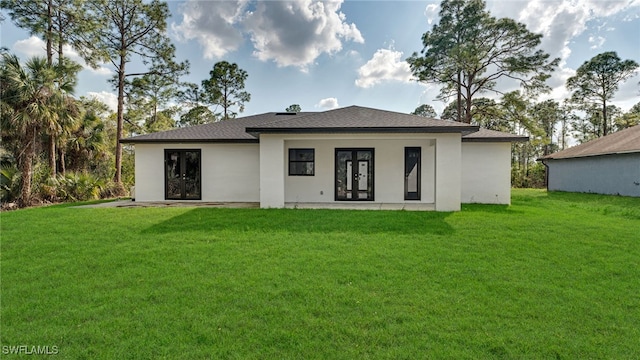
[283,135,436,204]
[133,134,513,210]
[546,153,640,197]
[434,133,462,211]
[133,143,260,202]
[461,142,512,204]
[259,135,285,208]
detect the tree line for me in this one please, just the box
[1,0,253,207]
[408,0,638,187]
[1,0,638,207]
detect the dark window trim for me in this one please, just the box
[164,149,202,200]
[334,148,375,202]
[288,148,315,176]
[404,147,421,201]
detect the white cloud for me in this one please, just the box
[171,1,246,59]
[12,36,111,76]
[355,48,413,88]
[487,0,636,62]
[172,0,363,70]
[87,91,118,112]
[506,0,635,63]
[243,0,363,69]
[316,97,339,109]
[589,36,606,49]
[623,10,640,21]
[424,3,439,25]
[13,36,45,58]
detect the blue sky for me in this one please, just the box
[2,0,639,117]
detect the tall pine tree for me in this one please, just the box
[566,51,638,137]
[87,0,185,189]
[407,0,559,124]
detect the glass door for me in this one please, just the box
[405,147,421,200]
[165,149,201,200]
[335,148,374,201]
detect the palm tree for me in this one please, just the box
[0,54,71,206]
[65,98,111,175]
[44,58,82,176]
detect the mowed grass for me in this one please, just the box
[1,189,639,359]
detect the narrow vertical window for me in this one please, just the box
[405,147,421,200]
[289,149,315,176]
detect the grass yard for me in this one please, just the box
[1,189,639,359]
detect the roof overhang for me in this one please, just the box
[119,138,259,144]
[538,149,640,162]
[462,136,529,143]
[246,125,480,137]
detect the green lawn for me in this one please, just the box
[1,189,639,359]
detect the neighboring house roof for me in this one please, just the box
[540,125,640,160]
[121,105,527,143]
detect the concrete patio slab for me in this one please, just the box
[74,200,259,209]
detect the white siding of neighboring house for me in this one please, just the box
[546,153,640,197]
[133,143,260,202]
[461,142,512,204]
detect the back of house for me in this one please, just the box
[122,106,528,210]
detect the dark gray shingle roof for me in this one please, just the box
[120,112,315,143]
[462,128,529,142]
[540,125,640,160]
[246,105,479,133]
[121,105,527,143]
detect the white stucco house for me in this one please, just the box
[121,106,528,211]
[539,125,640,197]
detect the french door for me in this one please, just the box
[165,149,201,200]
[335,148,374,201]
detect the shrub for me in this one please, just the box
[56,172,105,201]
[512,163,546,188]
[100,181,127,199]
[39,176,59,202]
[0,164,21,203]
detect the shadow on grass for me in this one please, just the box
[461,203,524,214]
[141,208,455,236]
[28,198,127,210]
[546,191,640,219]
[511,189,640,219]
[546,190,638,203]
